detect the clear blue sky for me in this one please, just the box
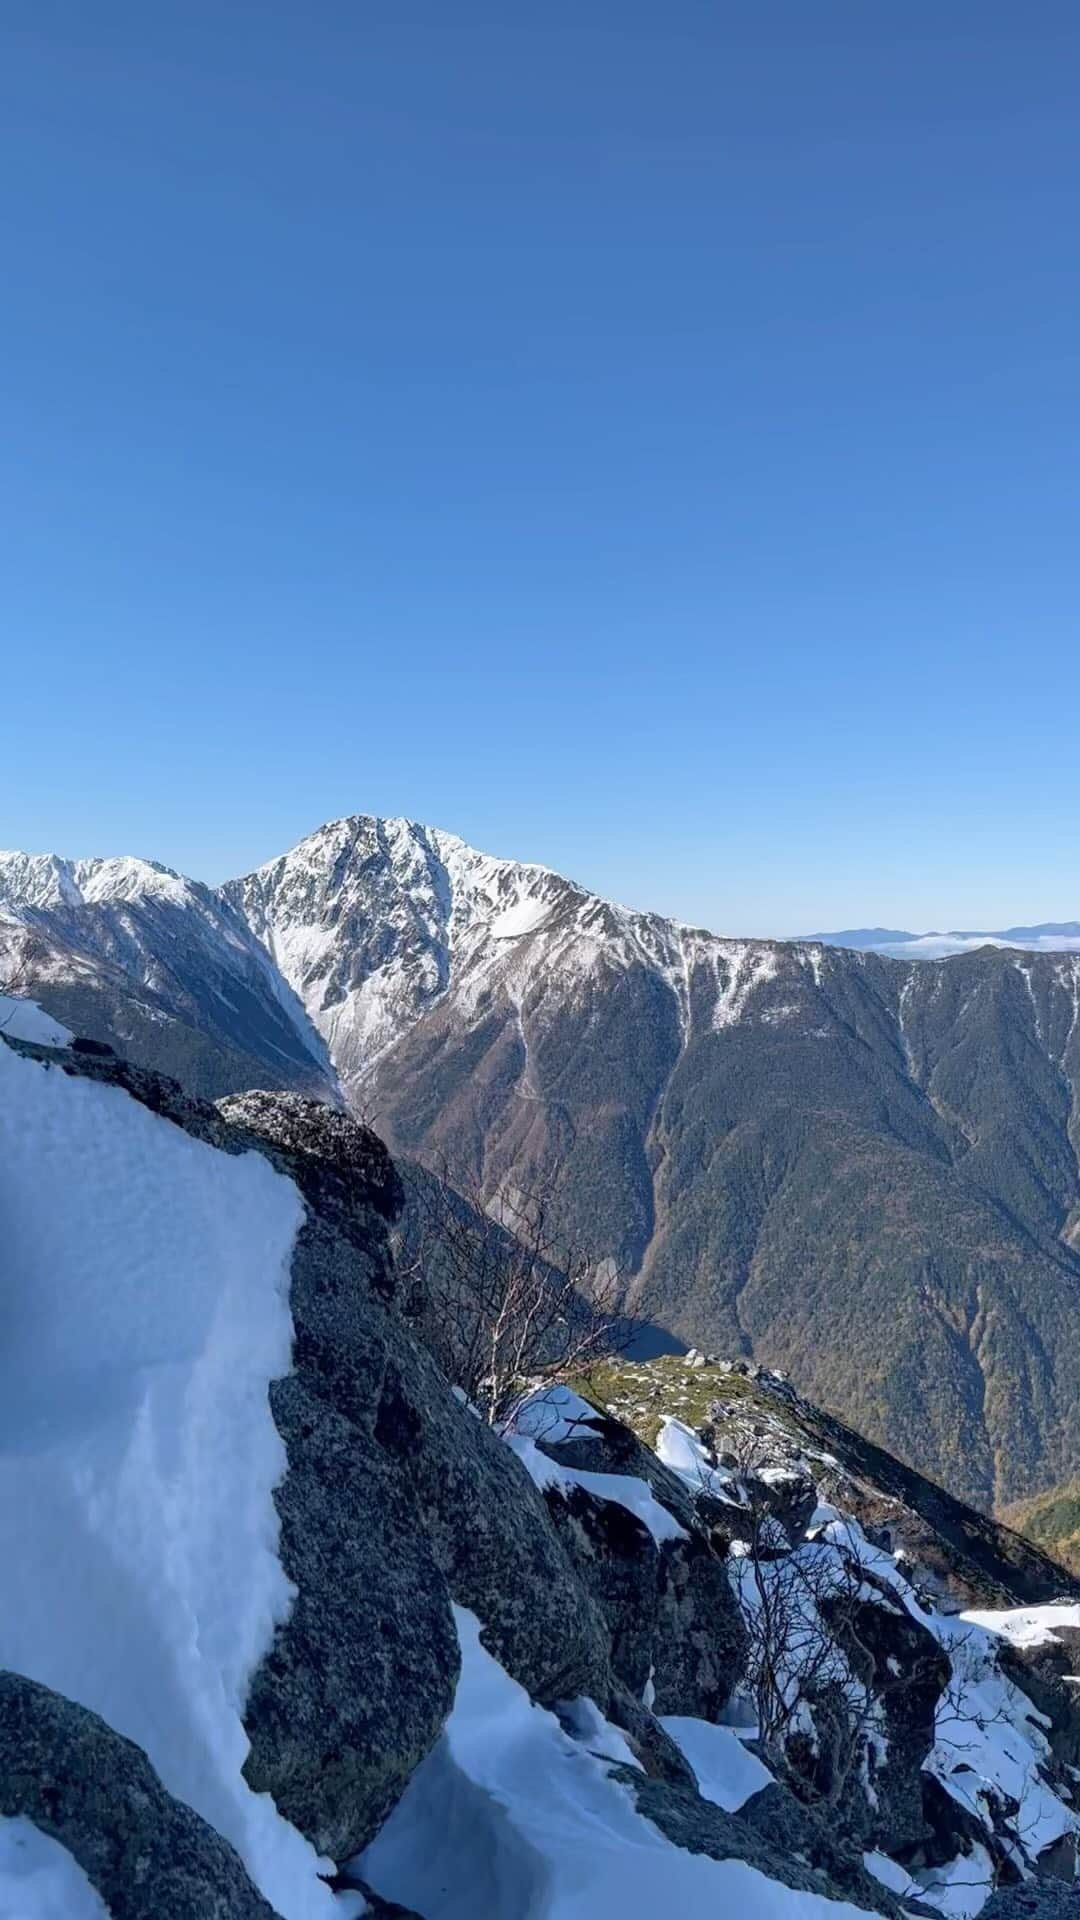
[2,3,1078,934]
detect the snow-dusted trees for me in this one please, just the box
[399,1157,631,1426]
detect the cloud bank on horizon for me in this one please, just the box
[808,925,1080,961]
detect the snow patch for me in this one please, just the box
[0,1819,109,1918]
[507,1435,687,1546]
[360,1605,883,1920]
[0,1044,341,1920]
[660,1716,773,1810]
[0,996,72,1045]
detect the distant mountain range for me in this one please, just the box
[809,923,1080,959]
[4,817,1080,1512]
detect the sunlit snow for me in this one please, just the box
[0,1043,343,1920]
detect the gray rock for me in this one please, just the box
[653,1533,748,1720]
[221,1086,612,1802]
[538,1411,747,1719]
[999,1630,1080,1772]
[615,1770,903,1915]
[243,1375,459,1859]
[0,1671,281,1920]
[541,1480,657,1698]
[982,1884,1080,1920]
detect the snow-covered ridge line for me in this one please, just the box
[0,848,200,912]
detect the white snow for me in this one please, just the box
[0,1043,346,1920]
[0,1819,109,1919]
[913,1845,995,1919]
[861,1850,917,1898]
[660,1716,773,1810]
[962,1604,1080,1651]
[488,896,554,940]
[0,995,71,1045]
[507,1434,687,1545]
[509,1384,604,1446]
[360,1605,884,1920]
[656,1417,745,1505]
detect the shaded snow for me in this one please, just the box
[660,1716,773,1810]
[0,1818,109,1918]
[0,1043,343,1920]
[913,1845,995,1919]
[862,1850,917,1898]
[509,1385,604,1446]
[360,1606,882,1920]
[0,995,71,1045]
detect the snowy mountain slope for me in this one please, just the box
[220,813,593,1082]
[0,1031,902,1920]
[0,850,336,1102]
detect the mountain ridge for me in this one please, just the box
[3,813,1080,1510]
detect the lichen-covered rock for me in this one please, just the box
[242,1377,459,1858]
[541,1480,658,1697]
[653,1533,748,1719]
[220,1087,611,1735]
[0,1672,280,1920]
[368,1346,612,1705]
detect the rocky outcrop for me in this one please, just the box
[217,1090,614,1721]
[998,1627,1080,1772]
[6,1032,1079,1920]
[536,1405,748,1719]
[617,1769,908,1916]
[3,1043,614,1864]
[0,1672,280,1920]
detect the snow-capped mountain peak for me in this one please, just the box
[221,814,586,1079]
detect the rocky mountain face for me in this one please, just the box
[1,1026,1078,1920]
[0,852,335,1102]
[222,817,1080,1511]
[5,816,1080,1508]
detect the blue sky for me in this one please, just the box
[2,3,1078,935]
